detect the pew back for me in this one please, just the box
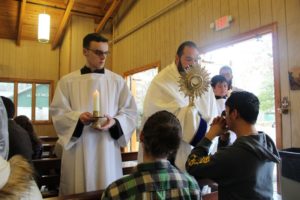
[33,157,61,198]
[121,151,138,175]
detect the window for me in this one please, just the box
[0,78,53,124]
[124,61,160,152]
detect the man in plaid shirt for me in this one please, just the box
[102,110,201,200]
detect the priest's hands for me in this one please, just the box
[79,112,94,125]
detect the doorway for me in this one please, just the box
[200,24,281,195]
[200,24,281,148]
[201,33,276,144]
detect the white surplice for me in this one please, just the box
[50,69,137,195]
[138,62,218,171]
[0,98,8,160]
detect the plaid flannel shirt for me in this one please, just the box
[101,160,201,200]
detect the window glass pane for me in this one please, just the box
[35,84,49,120]
[17,83,32,119]
[0,82,14,100]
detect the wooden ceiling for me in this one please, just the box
[0,0,122,49]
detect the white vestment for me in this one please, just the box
[138,63,218,171]
[0,98,8,160]
[50,69,137,195]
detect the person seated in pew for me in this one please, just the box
[0,155,43,199]
[14,115,43,159]
[186,91,280,200]
[1,96,33,162]
[102,110,201,200]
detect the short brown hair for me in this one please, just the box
[142,111,181,158]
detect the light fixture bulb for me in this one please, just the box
[38,13,50,43]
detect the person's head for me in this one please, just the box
[14,115,33,133]
[219,65,233,89]
[211,75,228,97]
[82,33,109,70]
[1,96,14,119]
[175,41,200,71]
[225,91,260,130]
[140,111,181,159]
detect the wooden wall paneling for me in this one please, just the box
[0,40,3,73]
[47,45,59,80]
[212,0,221,43]
[134,32,140,69]
[3,41,12,77]
[35,124,57,137]
[190,0,200,44]
[14,44,23,78]
[70,15,94,72]
[164,9,171,61]
[2,40,9,77]
[219,0,231,41]
[285,0,300,147]
[59,19,71,78]
[144,26,150,65]
[184,0,193,41]
[151,19,157,62]
[238,0,250,33]
[168,10,177,67]
[129,35,134,72]
[159,15,168,68]
[227,0,239,37]
[248,0,261,29]
[8,41,16,77]
[203,0,214,45]
[198,0,207,47]
[260,0,273,26]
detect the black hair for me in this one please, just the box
[142,110,181,158]
[225,91,260,124]
[176,41,199,57]
[83,33,108,48]
[211,75,228,88]
[1,96,15,119]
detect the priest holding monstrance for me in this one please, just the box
[139,41,218,171]
[50,33,137,195]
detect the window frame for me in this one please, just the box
[0,77,54,125]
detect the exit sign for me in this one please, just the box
[211,15,233,31]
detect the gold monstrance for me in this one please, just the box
[178,63,210,106]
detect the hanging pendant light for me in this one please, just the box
[38,13,50,43]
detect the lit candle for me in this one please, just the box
[93,90,100,112]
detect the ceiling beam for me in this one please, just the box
[16,0,27,46]
[95,0,121,33]
[52,0,74,50]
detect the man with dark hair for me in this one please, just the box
[50,33,137,195]
[1,96,32,161]
[186,91,280,200]
[139,41,218,171]
[102,111,201,200]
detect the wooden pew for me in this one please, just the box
[42,143,56,158]
[40,136,58,144]
[39,151,137,198]
[44,189,104,200]
[203,191,218,200]
[33,157,61,198]
[121,151,138,175]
